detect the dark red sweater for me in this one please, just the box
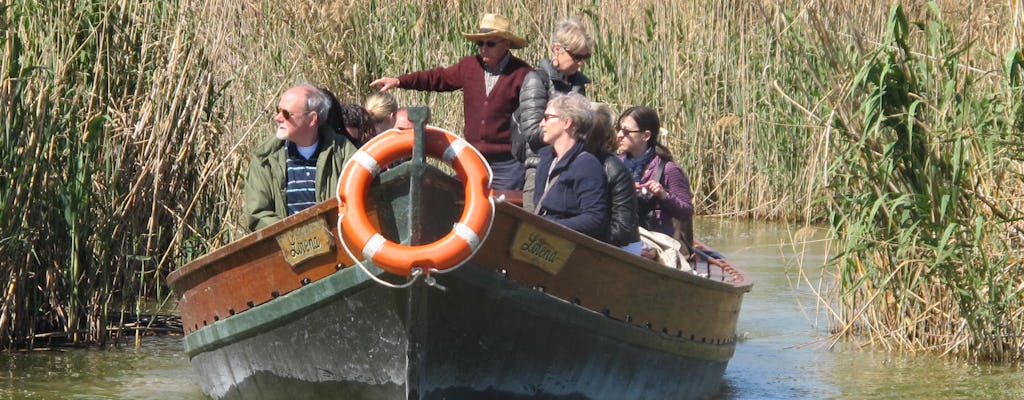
[397,54,532,158]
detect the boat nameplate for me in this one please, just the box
[510,222,576,275]
[276,217,335,268]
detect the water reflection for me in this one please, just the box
[699,217,1024,400]
[0,336,204,399]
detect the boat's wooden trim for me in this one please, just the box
[183,262,381,357]
[167,199,358,334]
[184,259,738,362]
[469,202,752,345]
[169,192,752,344]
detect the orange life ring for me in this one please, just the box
[336,126,494,277]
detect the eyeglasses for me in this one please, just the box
[542,113,560,122]
[475,40,499,48]
[563,48,591,63]
[617,126,643,135]
[276,107,310,121]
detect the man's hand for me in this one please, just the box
[370,77,400,91]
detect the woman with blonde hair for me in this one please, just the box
[364,91,399,134]
[515,17,595,210]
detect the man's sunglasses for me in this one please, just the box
[475,40,499,48]
[276,107,310,120]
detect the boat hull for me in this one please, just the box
[185,260,735,399]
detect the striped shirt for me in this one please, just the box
[286,142,319,215]
[483,52,511,96]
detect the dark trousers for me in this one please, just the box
[489,158,525,190]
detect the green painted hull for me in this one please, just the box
[185,259,736,399]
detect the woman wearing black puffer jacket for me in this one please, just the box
[513,17,595,211]
[588,103,643,255]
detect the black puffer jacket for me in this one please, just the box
[514,58,590,168]
[598,151,641,247]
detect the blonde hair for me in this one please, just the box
[551,17,595,56]
[364,91,398,125]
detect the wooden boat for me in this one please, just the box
[167,111,752,400]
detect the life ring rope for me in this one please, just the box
[335,126,496,282]
[336,215,424,289]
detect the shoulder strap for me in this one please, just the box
[652,157,667,185]
[650,158,693,249]
[534,146,584,214]
[533,174,558,214]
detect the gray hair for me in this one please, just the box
[549,92,594,141]
[294,83,331,127]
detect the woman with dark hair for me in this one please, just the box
[339,103,376,148]
[616,106,694,247]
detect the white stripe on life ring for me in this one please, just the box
[453,222,481,250]
[352,151,382,176]
[362,233,387,261]
[443,139,469,164]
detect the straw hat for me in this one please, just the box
[462,13,527,49]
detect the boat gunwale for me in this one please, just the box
[166,199,342,289]
[493,202,754,294]
[183,257,738,363]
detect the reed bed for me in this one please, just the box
[1,0,1023,361]
[0,0,231,348]
[779,3,1024,361]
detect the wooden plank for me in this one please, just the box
[470,203,751,344]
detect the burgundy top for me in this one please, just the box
[397,54,532,158]
[638,155,694,237]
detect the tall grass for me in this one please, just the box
[0,0,229,348]
[778,3,1024,361]
[1,0,1022,359]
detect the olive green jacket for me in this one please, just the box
[243,132,357,232]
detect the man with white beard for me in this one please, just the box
[243,84,357,232]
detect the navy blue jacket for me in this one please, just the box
[533,142,609,241]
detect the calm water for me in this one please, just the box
[3,218,1021,399]
[703,218,1024,400]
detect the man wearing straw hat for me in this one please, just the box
[371,13,533,190]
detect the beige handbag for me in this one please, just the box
[638,227,692,272]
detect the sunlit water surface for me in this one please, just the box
[703,218,1024,399]
[3,218,1021,399]
[1,335,203,399]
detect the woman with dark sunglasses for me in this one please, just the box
[616,106,695,249]
[513,17,596,211]
[533,93,609,241]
